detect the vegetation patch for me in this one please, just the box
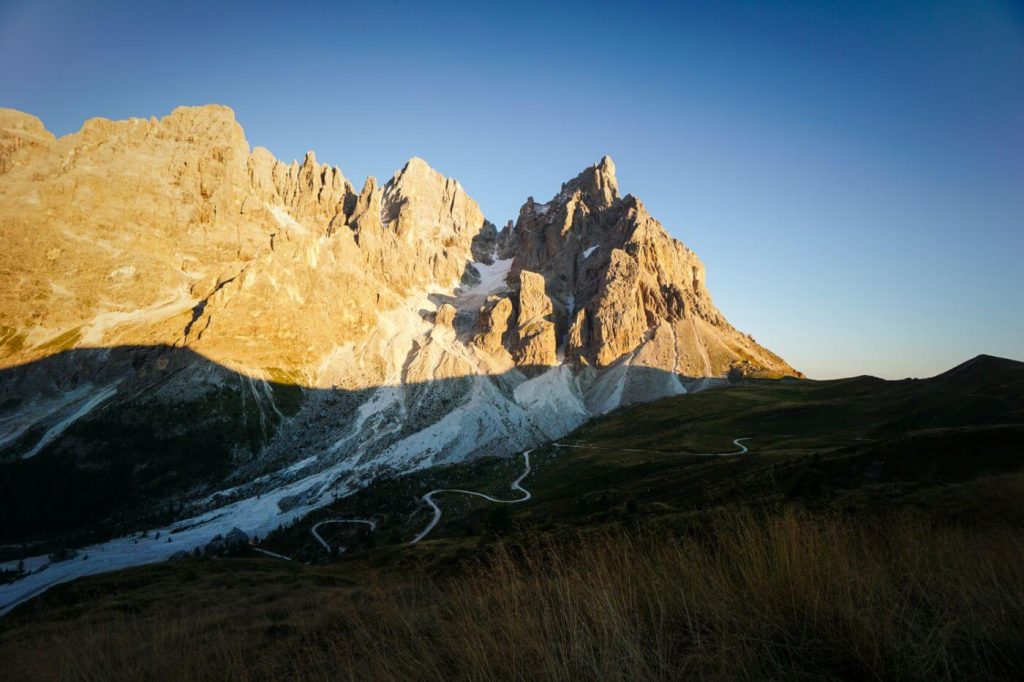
[2,511,1022,680]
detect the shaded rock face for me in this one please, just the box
[0,105,799,564]
[470,220,499,264]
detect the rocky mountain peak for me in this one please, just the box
[558,154,618,210]
[399,156,432,175]
[0,108,56,174]
[498,155,798,379]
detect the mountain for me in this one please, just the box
[0,105,798,584]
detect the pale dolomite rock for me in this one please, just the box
[0,108,55,174]
[512,270,558,369]
[0,106,487,379]
[347,157,485,293]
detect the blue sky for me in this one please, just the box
[2,0,1022,378]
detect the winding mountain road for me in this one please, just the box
[410,449,533,545]
[552,436,776,457]
[306,436,783,553]
[310,519,377,554]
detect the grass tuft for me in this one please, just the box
[3,509,1022,680]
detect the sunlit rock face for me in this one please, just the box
[501,155,797,379]
[0,105,799,557]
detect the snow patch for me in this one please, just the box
[458,259,512,302]
[107,265,136,279]
[582,244,599,259]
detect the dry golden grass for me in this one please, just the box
[3,510,1023,681]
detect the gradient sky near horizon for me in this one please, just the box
[1,0,1022,379]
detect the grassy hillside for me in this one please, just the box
[258,354,1024,563]
[1,355,1023,680]
[3,512,1023,680]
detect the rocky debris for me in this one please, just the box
[512,270,558,369]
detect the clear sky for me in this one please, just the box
[2,0,1022,379]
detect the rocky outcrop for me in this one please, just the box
[0,109,55,174]
[201,527,249,558]
[247,147,355,233]
[470,220,499,264]
[347,158,484,293]
[0,105,272,370]
[471,296,513,357]
[512,270,558,369]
